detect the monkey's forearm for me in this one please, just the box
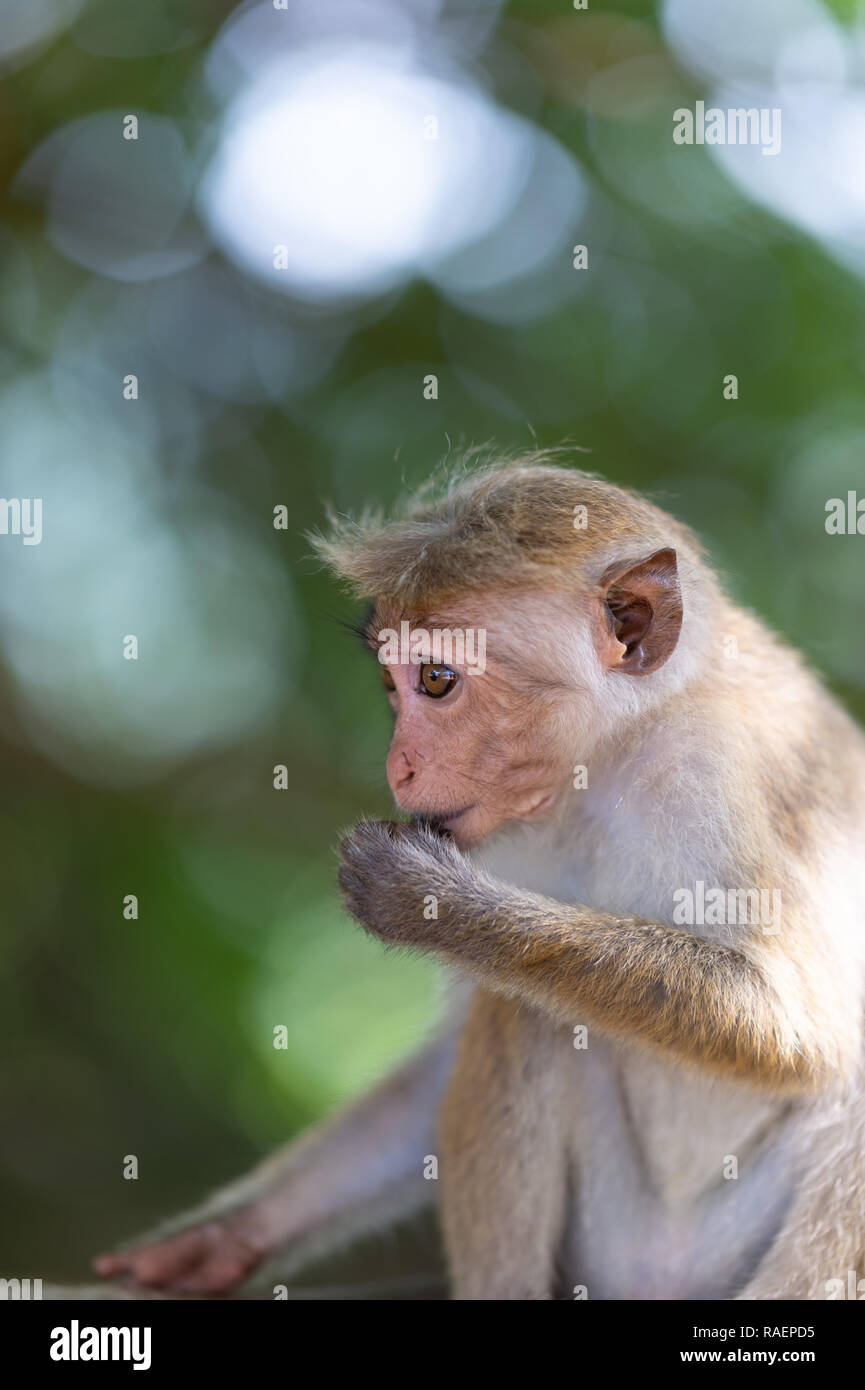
[106,1030,455,1289]
[338,823,838,1092]
[234,1028,455,1255]
[426,895,827,1089]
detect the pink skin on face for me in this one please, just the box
[380,647,564,849]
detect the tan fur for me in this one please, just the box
[310,449,708,607]
[438,992,568,1300]
[330,456,865,1298]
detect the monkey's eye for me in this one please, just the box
[381,666,396,692]
[420,663,458,698]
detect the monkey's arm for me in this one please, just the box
[339,821,847,1093]
[94,1027,456,1294]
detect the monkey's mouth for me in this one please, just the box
[411,806,474,835]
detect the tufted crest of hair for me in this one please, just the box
[309,450,708,606]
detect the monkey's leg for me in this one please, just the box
[735,1075,865,1300]
[94,1028,457,1295]
[438,992,568,1300]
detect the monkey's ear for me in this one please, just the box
[598,547,682,675]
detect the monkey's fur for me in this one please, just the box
[97,456,865,1300]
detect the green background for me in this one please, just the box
[0,0,862,1284]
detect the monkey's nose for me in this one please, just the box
[388,749,417,795]
[391,764,415,791]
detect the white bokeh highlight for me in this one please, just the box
[199,43,577,303]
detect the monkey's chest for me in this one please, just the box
[562,1040,799,1300]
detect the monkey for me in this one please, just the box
[94,454,865,1300]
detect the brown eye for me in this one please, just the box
[420,663,458,698]
[381,666,396,692]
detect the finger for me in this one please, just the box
[93,1251,131,1277]
[175,1251,257,1295]
[126,1231,212,1288]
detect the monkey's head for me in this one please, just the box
[314,455,711,847]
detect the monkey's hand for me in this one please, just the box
[338,818,475,946]
[93,1211,269,1295]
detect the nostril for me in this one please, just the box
[390,749,416,791]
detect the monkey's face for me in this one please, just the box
[373,595,582,848]
[368,548,684,847]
